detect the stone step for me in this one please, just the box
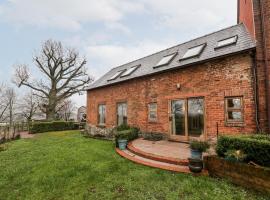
[127,142,189,166]
[116,148,208,175]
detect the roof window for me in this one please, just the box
[108,70,125,81]
[154,53,177,68]
[215,35,238,49]
[180,43,206,60]
[120,65,141,77]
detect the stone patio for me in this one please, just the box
[131,138,190,160]
[116,138,208,175]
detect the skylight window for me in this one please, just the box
[108,70,125,81]
[181,44,206,60]
[121,65,140,77]
[154,53,177,68]
[216,35,238,49]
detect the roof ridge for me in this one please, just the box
[110,23,243,70]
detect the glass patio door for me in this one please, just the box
[188,98,204,137]
[171,98,204,139]
[171,100,186,136]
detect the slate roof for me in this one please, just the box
[87,23,256,90]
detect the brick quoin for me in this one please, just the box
[87,53,257,140]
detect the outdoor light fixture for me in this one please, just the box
[176,83,181,90]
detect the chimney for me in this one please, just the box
[237,0,256,38]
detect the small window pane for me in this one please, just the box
[108,70,125,81]
[148,103,157,121]
[98,105,106,125]
[227,98,241,109]
[181,44,206,60]
[120,65,140,77]
[149,112,157,119]
[217,36,238,48]
[228,111,242,120]
[117,103,127,126]
[155,53,177,67]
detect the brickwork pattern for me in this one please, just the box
[87,53,257,139]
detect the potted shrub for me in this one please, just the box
[117,132,129,150]
[115,125,140,150]
[189,140,210,159]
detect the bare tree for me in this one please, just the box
[20,91,39,123]
[0,84,9,122]
[4,87,16,126]
[13,40,93,120]
[56,99,76,121]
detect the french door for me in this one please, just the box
[171,98,204,140]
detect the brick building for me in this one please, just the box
[86,0,270,141]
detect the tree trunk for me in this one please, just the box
[46,86,57,121]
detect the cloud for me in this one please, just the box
[0,0,236,33]
[0,0,144,31]
[85,39,178,78]
[139,0,237,32]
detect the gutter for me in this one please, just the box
[251,51,262,132]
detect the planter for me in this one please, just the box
[118,139,128,150]
[188,158,203,173]
[190,149,202,159]
[205,155,270,194]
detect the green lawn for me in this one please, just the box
[0,131,268,200]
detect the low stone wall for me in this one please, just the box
[84,124,116,139]
[204,155,270,194]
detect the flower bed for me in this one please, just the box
[216,134,270,167]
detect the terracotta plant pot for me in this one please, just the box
[188,158,203,173]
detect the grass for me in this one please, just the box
[0,131,268,200]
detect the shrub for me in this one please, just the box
[142,132,164,141]
[224,149,247,162]
[248,134,270,142]
[190,140,210,152]
[115,126,139,147]
[216,135,270,167]
[116,124,130,131]
[29,121,78,134]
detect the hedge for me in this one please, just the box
[29,121,79,134]
[216,135,270,167]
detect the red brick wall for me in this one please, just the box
[238,0,270,132]
[87,53,257,140]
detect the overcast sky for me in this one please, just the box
[0,0,237,107]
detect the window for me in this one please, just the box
[120,65,140,77]
[117,102,127,126]
[154,53,177,68]
[225,97,243,123]
[108,70,125,81]
[216,36,238,49]
[98,104,106,125]
[180,44,206,60]
[148,103,157,122]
